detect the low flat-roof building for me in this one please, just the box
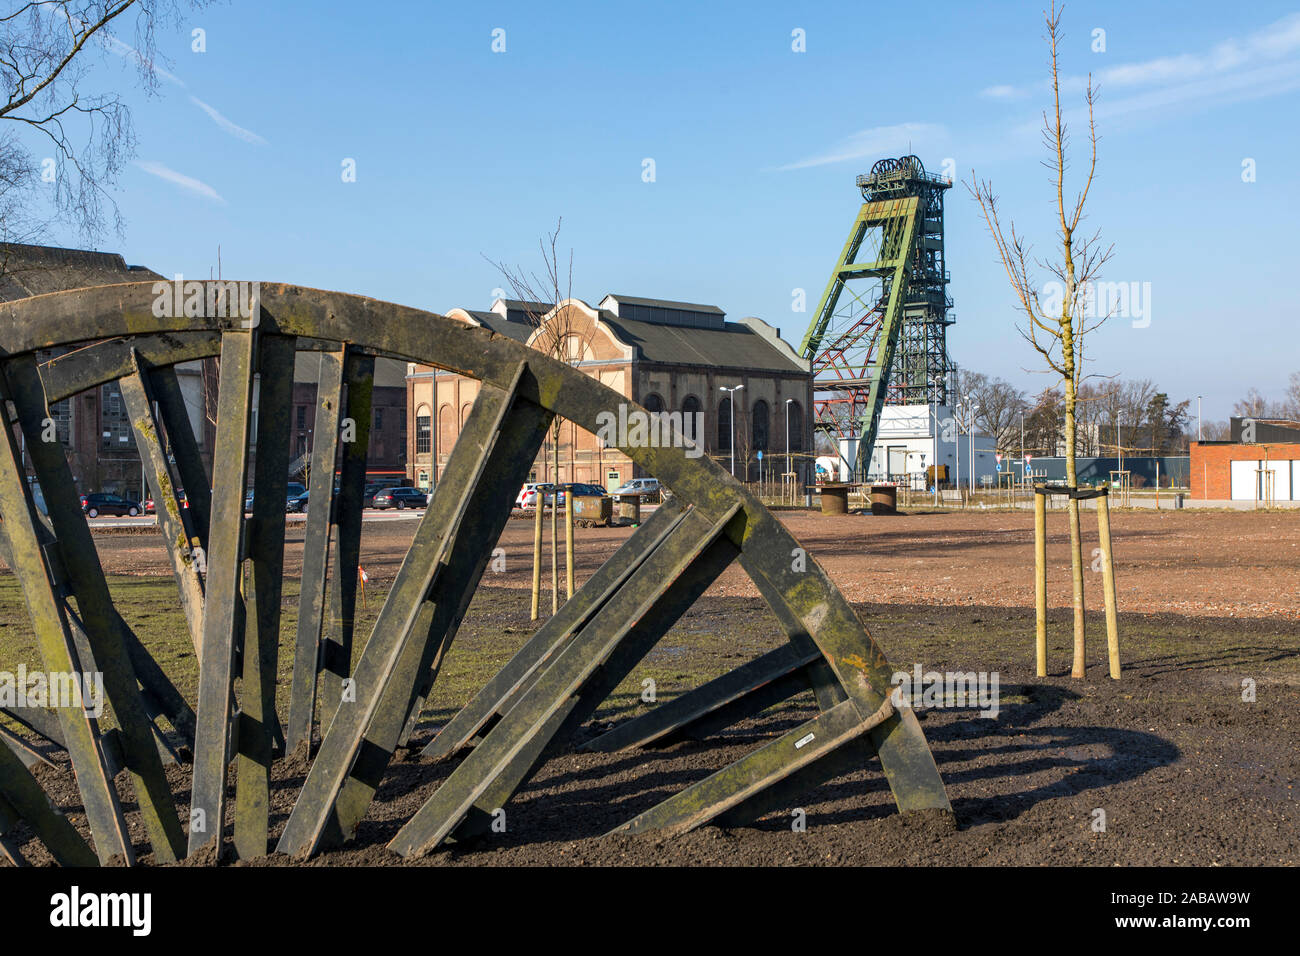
[406,294,813,490]
[1191,417,1300,502]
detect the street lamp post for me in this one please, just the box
[955,402,963,504]
[969,402,980,497]
[719,384,744,477]
[930,378,940,506]
[785,398,793,502]
[1197,395,1203,442]
[1020,411,1025,482]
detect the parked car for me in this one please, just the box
[145,492,187,513]
[283,482,309,512]
[610,477,661,500]
[556,482,608,505]
[362,481,391,508]
[79,492,143,517]
[515,482,554,509]
[371,486,427,510]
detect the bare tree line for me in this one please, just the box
[957,369,1200,457]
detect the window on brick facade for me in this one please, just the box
[787,400,804,452]
[100,383,134,450]
[752,400,770,452]
[416,405,431,455]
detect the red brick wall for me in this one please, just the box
[1190,441,1300,498]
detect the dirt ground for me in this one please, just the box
[87,507,1300,623]
[3,506,1297,866]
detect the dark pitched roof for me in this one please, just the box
[495,299,551,317]
[598,312,806,374]
[469,309,533,344]
[602,294,724,315]
[0,242,160,302]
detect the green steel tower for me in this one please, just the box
[799,155,955,478]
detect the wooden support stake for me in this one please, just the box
[531,494,544,621]
[550,489,559,614]
[565,489,575,599]
[1034,488,1047,678]
[1096,491,1121,680]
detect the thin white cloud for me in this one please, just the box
[980,84,1027,100]
[988,12,1300,102]
[189,96,268,145]
[99,33,186,87]
[775,122,946,171]
[133,160,226,204]
[1068,58,1300,127]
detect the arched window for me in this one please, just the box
[682,395,701,443]
[643,392,664,413]
[752,400,770,452]
[460,402,473,427]
[717,397,732,451]
[415,404,432,455]
[786,400,804,452]
[437,403,454,454]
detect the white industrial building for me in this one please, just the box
[818,404,999,489]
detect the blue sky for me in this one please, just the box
[33,0,1300,421]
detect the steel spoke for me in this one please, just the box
[277,362,545,857]
[0,376,132,864]
[285,347,346,755]
[3,355,186,862]
[581,644,822,753]
[319,350,374,729]
[420,499,688,761]
[120,353,206,650]
[232,332,297,859]
[0,741,97,866]
[612,697,895,836]
[387,502,743,858]
[187,330,258,859]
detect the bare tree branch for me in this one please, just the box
[0,1,212,243]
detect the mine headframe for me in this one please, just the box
[799,155,955,479]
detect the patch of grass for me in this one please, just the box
[2,574,1296,744]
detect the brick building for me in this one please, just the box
[0,243,202,497]
[405,295,813,490]
[3,242,407,496]
[288,352,408,485]
[1190,418,1300,501]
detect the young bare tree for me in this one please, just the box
[487,219,581,614]
[968,3,1114,678]
[1,1,209,245]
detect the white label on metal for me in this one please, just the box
[795,733,816,749]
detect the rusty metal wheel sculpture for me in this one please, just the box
[0,282,950,865]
